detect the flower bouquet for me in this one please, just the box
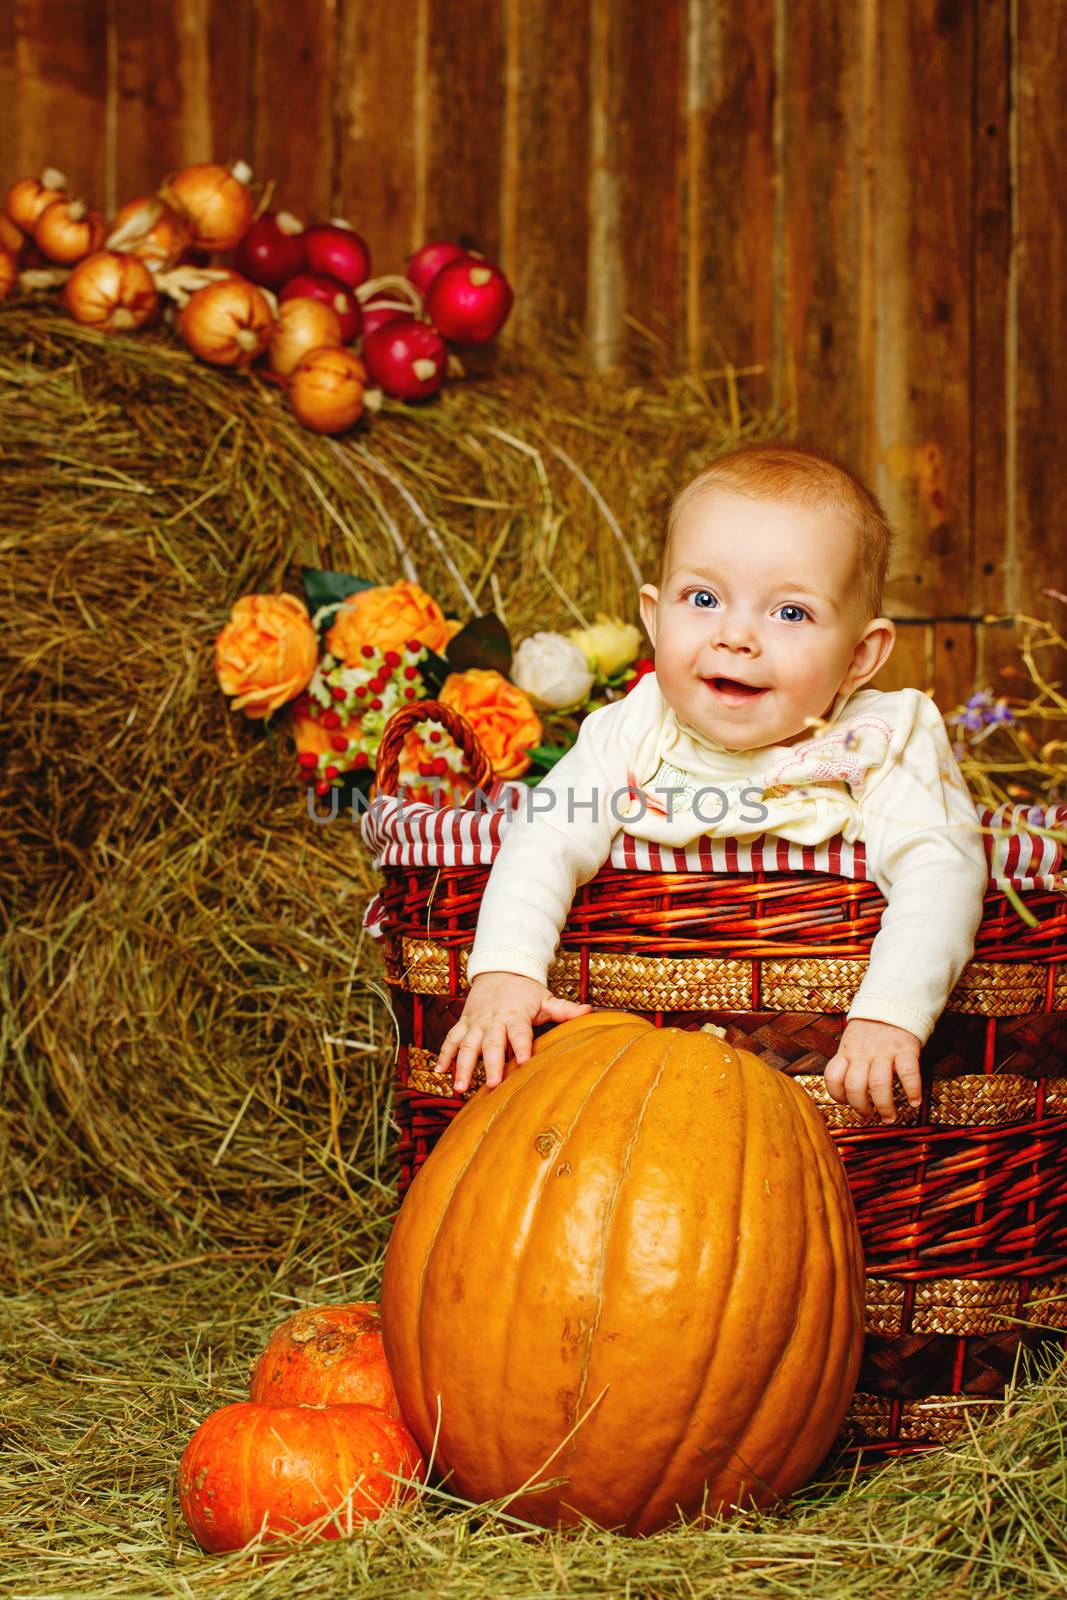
[213,572,652,806]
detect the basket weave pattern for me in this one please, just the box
[371,703,1067,1458]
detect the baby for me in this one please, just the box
[434,443,990,1123]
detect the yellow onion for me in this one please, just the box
[177,276,275,367]
[269,296,342,376]
[288,346,369,434]
[5,166,67,233]
[62,251,159,332]
[163,159,254,252]
[0,247,17,300]
[33,198,106,264]
[106,195,190,269]
[0,211,24,254]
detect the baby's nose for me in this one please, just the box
[714,617,759,651]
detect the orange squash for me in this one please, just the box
[178,1400,423,1551]
[249,1302,404,1419]
[380,1010,865,1535]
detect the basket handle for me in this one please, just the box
[373,700,496,798]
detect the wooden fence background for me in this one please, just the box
[2,0,1064,712]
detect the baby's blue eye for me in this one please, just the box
[775,604,809,623]
[685,589,718,609]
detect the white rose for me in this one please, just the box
[511,631,595,710]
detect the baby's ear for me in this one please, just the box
[848,616,896,691]
[638,584,659,646]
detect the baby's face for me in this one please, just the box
[638,489,885,750]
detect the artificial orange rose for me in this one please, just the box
[215,593,318,719]
[326,579,464,664]
[439,669,542,780]
[291,710,361,761]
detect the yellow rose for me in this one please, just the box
[568,612,643,677]
[326,579,463,663]
[439,669,543,780]
[214,593,318,719]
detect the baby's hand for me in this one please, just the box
[434,971,592,1094]
[823,1019,923,1124]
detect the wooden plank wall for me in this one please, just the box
[3,0,1064,714]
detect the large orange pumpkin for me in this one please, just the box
[380,1011,865,1535]
[249,1302,404,1419]
[177,1400,423,1551]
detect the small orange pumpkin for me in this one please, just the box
[380,1011,866,1535]
[249,1302,404,1419]
[178,1400,423,1552]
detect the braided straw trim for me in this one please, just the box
[391,940,753,1009]
[865,1276,1067,1335]
[406,1044,488,1093]
[844,1393,1003,1444]
[759,958,867,1011]
[763,958,1047,1015]
[388,939,1058,1017]
[402,1042,1067,1132]
[795,1072,1067,1128]
[949,962,1049,1014]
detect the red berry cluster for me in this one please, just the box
[624,657,656,694]
[294,635,427,792]
[416,727,446,779]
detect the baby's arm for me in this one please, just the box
[435,677,660,1092]
[825,690,989,1122]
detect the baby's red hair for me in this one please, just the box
[662,442,894,620]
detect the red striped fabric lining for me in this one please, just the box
[359,795,1067,935]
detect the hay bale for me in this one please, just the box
[0,305,777,1239]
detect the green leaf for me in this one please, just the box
[301,567,376,623]
[445,612,512,677]
[418,648,451,697]
[521,742,575,779]
[525,742,574,763]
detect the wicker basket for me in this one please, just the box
[364,701,1067,1463]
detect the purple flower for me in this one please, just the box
[949,687,1014,733]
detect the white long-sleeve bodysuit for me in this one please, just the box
[466,670,990,1044]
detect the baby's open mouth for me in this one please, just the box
[706,676,768,697]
